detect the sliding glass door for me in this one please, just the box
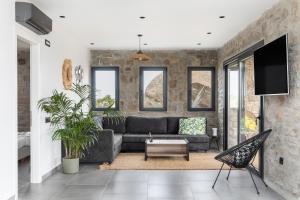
[240,57,262,170]
[224,55,264,176]
[227,63,240,149]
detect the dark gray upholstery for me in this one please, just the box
[167,117,182,134]
[80,129,122,164]
[102,117,126,134]
[81,116,210,164]
[126,116,168,134]
[122,134,209,143]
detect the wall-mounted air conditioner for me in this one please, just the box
[15,2,52,35]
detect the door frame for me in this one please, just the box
[16,23,42,186]
[223,40,265,177]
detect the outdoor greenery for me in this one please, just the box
[38,84,124,159]
[96,95,115,108]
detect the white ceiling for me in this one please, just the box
[32,0,279,50]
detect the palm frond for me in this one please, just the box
[38,83,122,159]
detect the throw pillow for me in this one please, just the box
[179,117,206,135]
[93,115,103,129]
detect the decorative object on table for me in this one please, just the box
[131,34,151,61]
[75,65,84,83]
[62,59,73,90]
[38,83,124,173]
[149,131,153,142]
[145,139,189,161]
[179,117,206,135]
[212,128,218,137]
[212,129,272,194]
[210,128,219,150]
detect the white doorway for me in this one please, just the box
[16,24,42,192]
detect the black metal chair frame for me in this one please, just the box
[212,129,272,194]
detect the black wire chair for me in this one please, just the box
[212,129,272,194]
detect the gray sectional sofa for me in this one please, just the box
[80,116,210,164]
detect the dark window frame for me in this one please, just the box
[187,66,216,111]
[139,66,168,111]
[91,66,120,111]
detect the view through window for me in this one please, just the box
[140,67,167,111]
[91,67,119,110]
[188,67,215,111]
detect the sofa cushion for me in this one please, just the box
[167,117,183,134]
[113,134,123,150]
[126,116,167,134]
[122,134,209,143]
[122,134,149,143]
[179,117,206,135]
[102,117,126,134]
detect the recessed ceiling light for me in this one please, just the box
[90,43,94,45]
[207,32,212,35]
[219,16,225,19]
[59,15,66,18]
[139,16,146,19]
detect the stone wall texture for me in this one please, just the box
[217,0,300,199]
[90,50,218,135]
[17,50,30,132]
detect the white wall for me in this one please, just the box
[16,18,90,182]
[0,1,90,198]
[0,1,17,199]
[37,24,90,179]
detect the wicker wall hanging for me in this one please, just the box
[62,59,73,90]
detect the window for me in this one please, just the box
[187,67,215,111]
[139,67,167,111]
[91,66,119,111]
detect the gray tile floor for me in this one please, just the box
[18,158,30,190]
[18,164,285,200]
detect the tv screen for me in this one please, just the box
[254,35,289,95]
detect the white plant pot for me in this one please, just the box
[62,158,79,174]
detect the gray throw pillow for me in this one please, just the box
[93,115,103,129]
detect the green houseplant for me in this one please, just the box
[38,84,123,173]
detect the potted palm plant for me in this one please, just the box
[38,84,103,173]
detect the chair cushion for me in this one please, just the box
[167,117,183,134]
[122,134,209,143]
[179,117,206,135]
[102,117,126,134]
[126,116,167,134]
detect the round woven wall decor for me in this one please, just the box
[62,59,73,90]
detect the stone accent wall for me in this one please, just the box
[17,50,30,132]
[217,0,300,199]
[90,50,218,135]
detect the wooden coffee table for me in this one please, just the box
[145,139,189,161]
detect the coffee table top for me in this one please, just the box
[145,139,188,145]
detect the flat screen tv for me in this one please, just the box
[254,35,289,95]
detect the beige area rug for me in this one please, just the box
[99,153,231,170]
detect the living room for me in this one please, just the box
[1,0,300,200]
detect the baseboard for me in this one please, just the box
[41,164,62,182]
[265,179,299,200]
